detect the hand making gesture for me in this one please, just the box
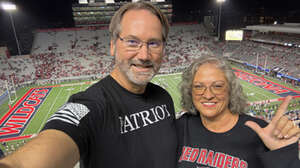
[245,96,300,150]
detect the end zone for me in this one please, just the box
[0,87,52,142]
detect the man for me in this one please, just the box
[0,2,177,168]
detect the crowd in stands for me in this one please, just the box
[31,28,114,81]
[205,39,300,79]
[251,32,300,46]
[0,23,299,96]
[248,99,300,127]
[0,136,33,157]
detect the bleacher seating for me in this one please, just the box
[0,23,299,88]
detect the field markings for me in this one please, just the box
[0,88,52,142]
[242,81,275,101]
[37,87,63,132]
[152,76,182,112]
[167,76,182,112]
[34,84,86,133]
[79,83,83,92]
[233,68,300,96]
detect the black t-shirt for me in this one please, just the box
[176,113,299,168]
[43,75,178,168]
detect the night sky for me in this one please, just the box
[0,0,299,55]
[2,0,300,28]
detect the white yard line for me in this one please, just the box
[65,87,74,103]
[79,83,83,92]
[244,83,274,101]
[37,84,88,133]
[37,87,63,132]
[168,77,182,112]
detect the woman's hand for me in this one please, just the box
[245,96,300,150]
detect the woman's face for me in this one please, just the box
[192,63,231,120]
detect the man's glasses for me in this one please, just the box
[193,81,227,95]
[118,35,163,54]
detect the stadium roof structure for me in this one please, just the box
[243,23,300,34]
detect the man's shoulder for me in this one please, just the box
[88,75,112,90]
[148,82,164,89]
[147,82,171,96]
[69,76,112,104]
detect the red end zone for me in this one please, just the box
[0,87,53,142]
[233,68,300,99]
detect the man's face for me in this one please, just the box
[110,9,164,86]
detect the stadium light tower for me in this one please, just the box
[1,2,22,56]
[217,0,225,41]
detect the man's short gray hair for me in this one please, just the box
[109,1,169,43]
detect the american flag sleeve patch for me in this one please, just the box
[47,103,90,126]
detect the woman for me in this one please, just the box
[176,55,300,168]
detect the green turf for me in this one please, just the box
[152,73,182,113]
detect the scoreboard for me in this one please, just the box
[72,1,173,27]
[225,30,244,41]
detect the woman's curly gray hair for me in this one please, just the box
[180,54,248,115]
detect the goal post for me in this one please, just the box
[5,77,17,105]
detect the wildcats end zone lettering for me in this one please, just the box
[0,87,52,140]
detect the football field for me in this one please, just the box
[0,68,300,154]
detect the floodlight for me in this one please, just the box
[79,0,88,4]
[2,2,21,55]
[216,0,226,3]
[1,2,17,11]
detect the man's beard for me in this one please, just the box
[116,56,161,86]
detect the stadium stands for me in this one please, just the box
[0,23,299,93]
[206,40,300,79]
